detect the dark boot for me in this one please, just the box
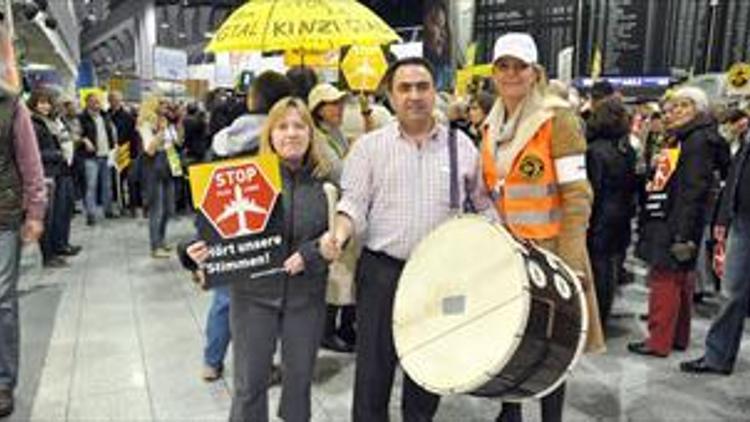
[337,305,357,347]
[0,388,14,417]
[321,305,353,353]
[496,402,522,422]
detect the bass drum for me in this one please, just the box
[392,215,588,400]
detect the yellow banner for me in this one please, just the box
[284,50,339,68]
[454,64,493,97]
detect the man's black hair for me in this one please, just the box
[591,80,615,102]
[383,57,436,92]
[723,108,749,124]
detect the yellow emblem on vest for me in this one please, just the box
[519,154,545,181]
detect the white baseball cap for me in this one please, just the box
[492,32,538,64]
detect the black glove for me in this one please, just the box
[670,240,697,263]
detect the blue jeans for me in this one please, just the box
[0,230,21,389]
[704,214,750,371]
[52,175,75,251]
[204,287,230,370]
[147,177,173,251]
[84,157,113,218]
[40,176,75,260]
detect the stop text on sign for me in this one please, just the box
[214,165,258,188]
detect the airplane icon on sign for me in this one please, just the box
[216,185,268,236]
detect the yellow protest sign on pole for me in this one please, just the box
[727,62,750,88]
[465,43,477,67]
[340,45,388,92]
[188,154,286,288]
[114,143,131,173]
[591,47,602,80]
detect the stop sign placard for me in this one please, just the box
[200,162,280,239]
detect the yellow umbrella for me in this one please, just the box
[340,45,388,92]
[206,0,401,53]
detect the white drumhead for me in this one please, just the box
[393,216,530,395]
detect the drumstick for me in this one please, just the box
[323,182,338,232]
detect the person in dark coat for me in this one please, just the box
[286,66,318,101]
[586,97,637,328]
[78,93,117,224]
[680,114,750,375]
[182,103,208,163]
[195,72,294,383]
[629,87,719,357]
[27,89,75,267]
[184,97,334,422]
[108,91,143,217]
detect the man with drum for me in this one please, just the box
[480,33,606,422]
[320,57,497,422]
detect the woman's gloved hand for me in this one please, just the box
[670,240,697,263]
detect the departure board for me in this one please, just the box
[473,0,578,75]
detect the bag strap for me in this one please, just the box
[448,123,459,211]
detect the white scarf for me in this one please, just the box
[484,90,571,180]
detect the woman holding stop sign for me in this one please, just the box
[186,97,335,422]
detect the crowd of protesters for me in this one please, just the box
[165,50,749,420]
[3,34,750,421]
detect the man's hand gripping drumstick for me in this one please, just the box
[319,183,354,262]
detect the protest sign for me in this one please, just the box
[189,154,286,288]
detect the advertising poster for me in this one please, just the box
[189,154,286,288]
[423,0,453,90]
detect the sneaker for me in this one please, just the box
[0,387,13,417]
[202,365,222,382]
[151,248,171,259]
[86,215,96,226]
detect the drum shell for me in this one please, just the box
[392,216,587,399]
[472,246,585,399]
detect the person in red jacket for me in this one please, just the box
[0,22,47,417]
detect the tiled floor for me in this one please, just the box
[10,215,750,421]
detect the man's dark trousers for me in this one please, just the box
[353,249,440,422]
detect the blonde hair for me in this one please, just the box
[260,97,331,179]
[137,94,166,128]
[533,64,549,94]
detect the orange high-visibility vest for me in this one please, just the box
[481,120,562,239]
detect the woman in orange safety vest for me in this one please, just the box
[480,32,605,422]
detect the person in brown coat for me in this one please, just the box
[480,32,605,422]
